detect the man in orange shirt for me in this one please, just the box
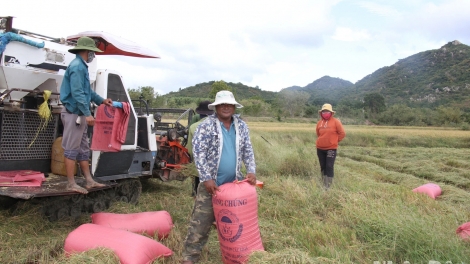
[316,103,346,189]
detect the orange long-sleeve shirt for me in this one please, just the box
[316,116,345,150]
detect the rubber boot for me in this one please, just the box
[323,176,333,190]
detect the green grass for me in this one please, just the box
[1,124,470,263]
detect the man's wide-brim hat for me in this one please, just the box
[208,90,243,110]
[68,36,103,54]
[195,100,214,115]
[318,103,335,113]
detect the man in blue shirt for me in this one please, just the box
[182,90,257,264]
[60,36,112,194]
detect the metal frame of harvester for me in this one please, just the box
[0,16,194,220]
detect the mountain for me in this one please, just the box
[350,40,470,108]
[166,81,278,102]
[283,85,302,90]
[284,76,354,105]
[165,40,470,111]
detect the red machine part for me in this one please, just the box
[155,136,191,181]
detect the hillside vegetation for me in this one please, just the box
[131,40,470,127]
[166,81,278,102]
[165,40,470,111]
[285,76,354,105]
[352,40,470,108]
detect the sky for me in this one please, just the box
[3,0,470,95]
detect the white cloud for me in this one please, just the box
[331,27,371,42]
[2,0,470,94]
[357,1,402,18]
[407,0,470,42]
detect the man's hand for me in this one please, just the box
[246,173,256,185]
[102,98,113,107]
[85,115,95,126]
[203,180,220,196]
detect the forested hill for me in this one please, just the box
[284,76,354,105]
[164,40,470,111]
[166,81,278,102]
[166,76,354,106]
[349,40,470,108]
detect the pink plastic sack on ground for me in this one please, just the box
[212,180,264,264]
[91,211,173,239]
[64,224,172,264]
[412,183,442,199]
[456,222,470,240]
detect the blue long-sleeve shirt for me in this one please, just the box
[60,55,104,116]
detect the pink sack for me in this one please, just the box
[91,211,173,239]
[213,180,264,264]
[412,183,442,199]
[64,224,172,264]
[91,104,130,152]
[456,222,470,240]
[0,170,45,187]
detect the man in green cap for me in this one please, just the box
[60,36,113,194]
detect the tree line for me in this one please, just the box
[127,81,470,129]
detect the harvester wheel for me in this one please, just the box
[119,182,131,196]
[119,196,129,203]
[127,180,142,205]
[84,199,94,212]
[69,204,82,218]
[68,195,83,218]
[46,202,67,222]
[92,200,106,213]
[106,188,117,202]
[56,207,70,220]
[70,194,83,204]
[45,207,58,222]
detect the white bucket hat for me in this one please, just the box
[208,90,243,110]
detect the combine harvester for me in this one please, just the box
[0,16,193,220]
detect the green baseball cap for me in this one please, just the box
[68,36,103,54]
